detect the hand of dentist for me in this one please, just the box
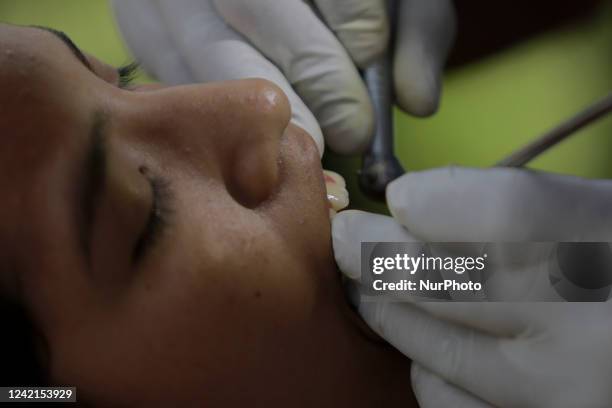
[333,166,612,407]
[111,0,456,156]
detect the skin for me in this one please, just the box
[0,24,414,407]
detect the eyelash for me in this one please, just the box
[132,167,174,263]
[117,62,140,89]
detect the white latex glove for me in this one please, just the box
[111,0,456,155]
[333,166,612,407]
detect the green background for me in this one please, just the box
[2,0,611,212]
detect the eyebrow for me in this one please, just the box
[78,112,108,265]
[32,25,93,72]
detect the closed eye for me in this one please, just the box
[117,62,140,89]
[34,25,140,90]
[132,167,174,264]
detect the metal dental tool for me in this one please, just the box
[497,92,612,167]
[358,0,610,198]
[358,0,405,200]
[359,71,611,195]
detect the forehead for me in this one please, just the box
[0,24,89,95]
[0,24,95,169]
[0,24,53,70]
[0,23,90,112]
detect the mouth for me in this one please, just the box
[324,170,349,217]
[278,125,349,219]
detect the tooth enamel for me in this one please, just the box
[323,170,346,188]
[326,184,349,212]
[323,170,349,216]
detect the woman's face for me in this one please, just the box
[0,24,411,406]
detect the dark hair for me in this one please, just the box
[0,294,46,385]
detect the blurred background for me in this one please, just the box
[1,0,611,212]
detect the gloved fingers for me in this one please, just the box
[213,0,374,155]
[411,364,495,408]
[121,0,325,155]
[357,300,521,406]
[411,302,531,337]
[332,210,418,280]
[110,0,194,84]
[312,0,389,67]
[393,0,456,116]
[387,166,612,241]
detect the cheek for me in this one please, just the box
[155,219,322,342]
[54,240,324,405]
[46,162,338,404]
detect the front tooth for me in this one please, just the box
[323,170,346,188]
[326,183,349,212]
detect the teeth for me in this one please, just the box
[327,184,349,211]
[324,170,349,214]
[323,170,346,188]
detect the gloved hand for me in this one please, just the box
[333,166,612,407]
[111,0,456,156]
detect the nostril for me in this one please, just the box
[226,139,281,208]
[208,78,291,208]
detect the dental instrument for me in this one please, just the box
[359,49,611,199]
[358,0,405,200]
[497,92,612,167]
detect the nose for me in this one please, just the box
[128,79,292,207]
[220,79,291,207]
